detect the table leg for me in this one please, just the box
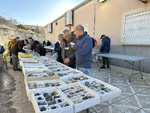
[99,56,101,72]
[129,61,134,83]
[95,54,99,66]
[109,58,111,74]
[139,60,143,79]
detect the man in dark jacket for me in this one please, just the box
[63,29,78,68]
[10,39,28,71]
[47,40,51,46]
[64,24,93,75]
[54,34,64,63]
[34,41,46,56]
[100,35,111,69]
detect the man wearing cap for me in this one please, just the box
[10,39,29,71]
[100,35,111,69]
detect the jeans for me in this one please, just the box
[12,54,18,70]
[77,67,90,76]
[102,57,109,67]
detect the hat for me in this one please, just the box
[100,35,105,39]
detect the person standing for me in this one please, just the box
[63,29,78,68]
[100,35,111,69]
[9,37,20,64]
[47,40,51,46]
[64,24,93,75]
[54,34,64,63]
[10,39,28,71]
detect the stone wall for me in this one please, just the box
[0,29,45,46]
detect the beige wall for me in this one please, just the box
[45,17,69,45]
[73,0,95,37]
[45,0,150,45]
[95,0,150,45]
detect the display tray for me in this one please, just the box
[24,72,59,81]
[22,63,45,68]
[31,88,74,113]
[47,65,68,70]
[80,78,121,102]
[60,74,92,84]
[36,58,58,66]
[55,69,83,78]
[23,67,50,75]
[20,57,38,62]
[58,83,100,113]
[25,79,65,101]
[46,63,60,67]
[50,67,70,73]
[19,58,38,66]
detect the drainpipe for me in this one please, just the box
[69,25,71,31]
[93,0,96,38]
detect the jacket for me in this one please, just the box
[31,44,36,51]
[10,40,25,56]
[47,41,51,46]
[54,42,62,59]
[66,36,78,66]
[10,38,17,48]
[100,36,111,53]
[69,33,93,69]
[35,44,46,56]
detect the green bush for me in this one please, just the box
[17,24,27,30]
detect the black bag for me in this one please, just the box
[0,46,5,53]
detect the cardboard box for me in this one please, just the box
[55,69,83,78]
[31,88,74,113]
[60,74,92,84]
[58,83,100,113]
[22,67,50,76]
[19,58,38,66]
[22,62,46,68]
[80,78,121,102]
[24,72,60,81]
[25,79,65,101]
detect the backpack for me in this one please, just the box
[0,46,5,53]
[91,38,97,48]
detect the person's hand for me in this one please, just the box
[70,42,75,48]
[64,58,70,64]
[71,45,74,48]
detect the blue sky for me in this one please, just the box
[0,0,84,26]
